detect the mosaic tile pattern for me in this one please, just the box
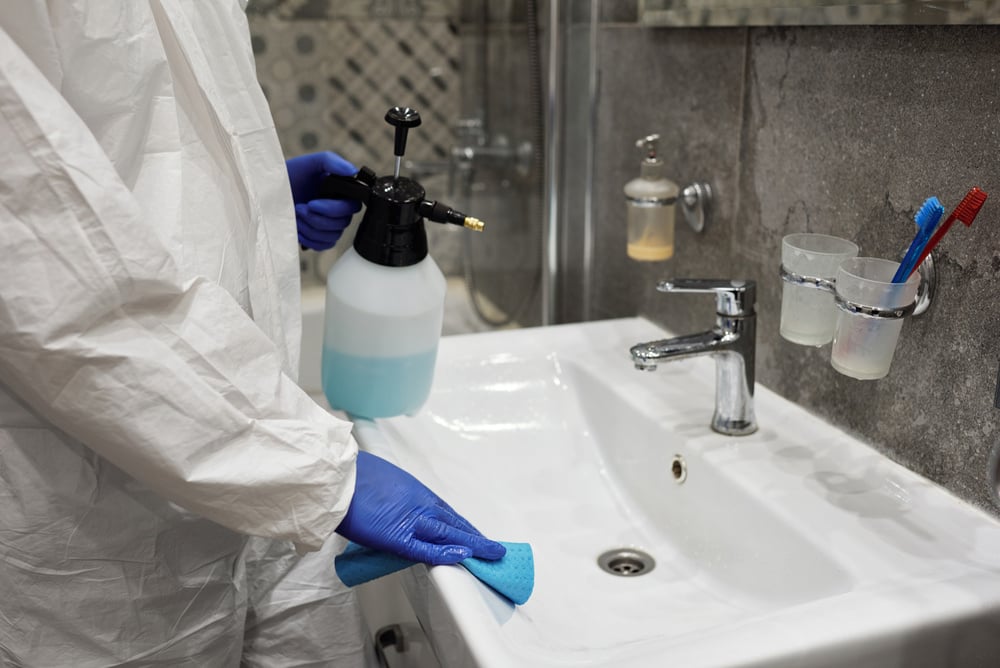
[248,0,457,20]
[249,13,460,166]
[249,0,468,292]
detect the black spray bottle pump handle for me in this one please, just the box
[385,106,421,179]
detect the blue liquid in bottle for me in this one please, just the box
[322,346,438,419]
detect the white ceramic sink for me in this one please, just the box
[351,317,1000,667]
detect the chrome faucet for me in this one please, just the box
[629,279,757,436]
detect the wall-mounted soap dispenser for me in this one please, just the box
[624,134,713,261]
[318,107,484,419]
[624,134,679,262]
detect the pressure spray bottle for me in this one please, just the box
[319,107,485,419]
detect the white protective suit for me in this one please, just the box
[0,2,375,666]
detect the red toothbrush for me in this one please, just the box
[907,186,988,278]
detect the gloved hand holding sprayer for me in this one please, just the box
[285,108,503,567]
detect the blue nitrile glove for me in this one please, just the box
[336,451,507,566]
[286,151,363,250]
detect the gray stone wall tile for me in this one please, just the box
[591,26,746,330]
[594,22,1000,516]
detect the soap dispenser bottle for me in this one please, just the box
[624,134,679,261]
[318,107,484,419]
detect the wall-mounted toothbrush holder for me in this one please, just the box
[778,233,937,380]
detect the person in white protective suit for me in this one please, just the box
[0,2,505,666]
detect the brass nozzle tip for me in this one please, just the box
[464,217,485,232]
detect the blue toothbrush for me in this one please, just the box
[892,197,944,283]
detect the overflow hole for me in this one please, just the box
[671,455,687,484]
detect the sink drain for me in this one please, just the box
[597,548,655,577]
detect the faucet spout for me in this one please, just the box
[630,329,736,370]
[629,279,758,436]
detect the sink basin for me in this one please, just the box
[351,317,1000,667]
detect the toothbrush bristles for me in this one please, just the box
[955,187,988,226]
[905,186,989,278]
[914,197,944,228]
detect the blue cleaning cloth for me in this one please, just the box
[335,541,534,605]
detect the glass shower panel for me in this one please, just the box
[452,0,545,329]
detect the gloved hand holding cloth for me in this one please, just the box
[334,452,534,605]
[336,451,506,565]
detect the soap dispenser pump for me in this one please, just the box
[624,134,679,261]
[317,106,484,419]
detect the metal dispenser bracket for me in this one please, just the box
[680,182,712,234]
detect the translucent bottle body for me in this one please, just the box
[624,158,679,262]
[626,201,676,261]
[322,247,446,418]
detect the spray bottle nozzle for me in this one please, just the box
[419,200,485,231]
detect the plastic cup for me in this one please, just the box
[780,233,859,346]
[830,257,919,380]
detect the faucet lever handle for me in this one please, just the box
[656,279,756,316]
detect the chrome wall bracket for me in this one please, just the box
[778,250,937,319]
[680,182,711,233]
[778,266,836,294]
[911,251,935,317]
[833,294,916,320]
